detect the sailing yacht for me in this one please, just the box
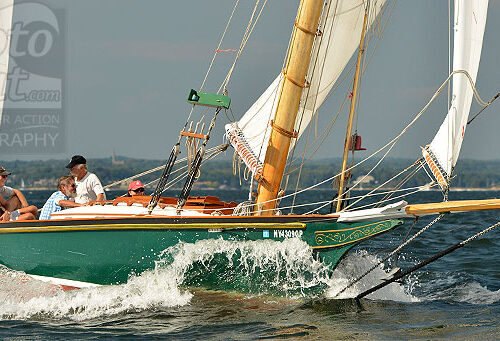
[0,0,498,290]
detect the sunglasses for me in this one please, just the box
[68,184,76,188]
[131,188,145,193]
[0,175,7,179]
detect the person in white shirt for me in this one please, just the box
[66,155,106,204]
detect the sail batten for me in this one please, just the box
[226,0,386,175]
[425,0,488,190]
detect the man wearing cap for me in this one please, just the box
[66,155,106,204]
[39,175,85,220]
[128,180,146,197]
[0,165,38,221]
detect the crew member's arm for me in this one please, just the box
[13,189,29,208]
[58,200,85,208]
[91,175,106,202]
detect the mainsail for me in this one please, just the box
[0,0,13,131]
[225,0,385,176]
[424,0,488,190]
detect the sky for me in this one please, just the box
[1,0,500,162]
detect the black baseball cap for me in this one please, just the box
[0,166,11,176]
[65,155,87,169]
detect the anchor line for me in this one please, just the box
[333,214,444,298]
[356,219,500,300]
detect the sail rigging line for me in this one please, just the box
[219,0,269,94]
[347,160,423,211]
[251,69,468,209]
[327,69,491,210]
[147,144,182,213]
[153,0,266,212]
[339,184,435,213]
[466,91,500,125]
[356,219,500,300]
[360,0,396,74]
[231,42,487,212]
[177,108,223,212]
[373,161,424,208]
[333,214,445,299]
[305,182,430,215]
[103,144,228,191]
[199,0,241,92]
[233,183,431,216]
[144,144,228,195]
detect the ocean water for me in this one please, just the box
[1,190,499,340]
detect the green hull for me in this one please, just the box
[0,216,403,285]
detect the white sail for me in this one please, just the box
[424,0,488,190]
[226,0,385,175]
[0,0,12,130]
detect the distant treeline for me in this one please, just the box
[1,157,499,190]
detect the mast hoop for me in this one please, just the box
[294,21,320,36]
[270,120,298,139]
[281,70,310,88]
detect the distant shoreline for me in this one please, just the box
[20,187,500,192]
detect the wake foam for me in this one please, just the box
[0,239,424,320]
[0,263,192,321]
[0,238,329,320]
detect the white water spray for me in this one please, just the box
[324,251,418,302]
[0,239,419,320]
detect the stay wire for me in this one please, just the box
[333,214,445,298]
[467,91,500,125]
[200,0,241,92]
[356,219,500,299]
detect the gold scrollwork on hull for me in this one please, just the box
[315,222,391,246]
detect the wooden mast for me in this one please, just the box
[336,5,369,212]
[255,0,324,215]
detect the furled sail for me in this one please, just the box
[423,0,488,190]
[225,0,385,176]
[0,0,12,130]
